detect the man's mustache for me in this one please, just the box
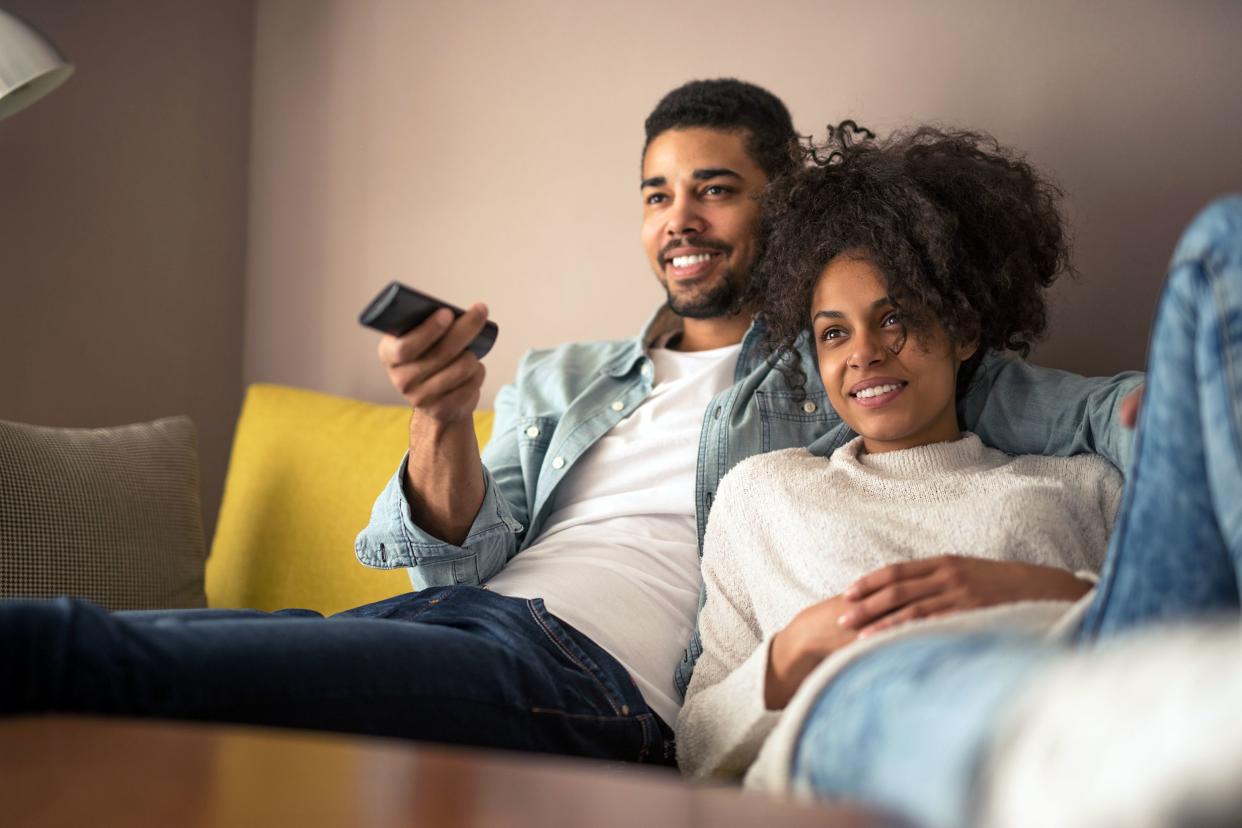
[659,238,733,260]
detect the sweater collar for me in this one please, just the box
[845,432,987,477]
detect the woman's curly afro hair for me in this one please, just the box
[756,123,1072,397]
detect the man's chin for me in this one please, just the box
[663,275,749,320]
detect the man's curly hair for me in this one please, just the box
[756,123,1071,398]
[644,78,799,180]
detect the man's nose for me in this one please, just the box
[666,198,706,236]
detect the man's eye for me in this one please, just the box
[703,185,733,197]
[645,193,667,206]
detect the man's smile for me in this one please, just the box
[662,245,728,281]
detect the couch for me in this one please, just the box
[207,383,494,614]
[0,383,493,615]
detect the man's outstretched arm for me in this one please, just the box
[382,303,490,544]
[357,303,525,587]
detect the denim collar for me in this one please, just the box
[601,306,769,378]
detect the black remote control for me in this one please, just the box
[359,282,498,359]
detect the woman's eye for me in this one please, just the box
[819,327,846,342]
[881,311,902,327]
[703,185,732,197]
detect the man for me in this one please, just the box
[1,80,1139,765]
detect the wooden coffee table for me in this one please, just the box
[1,716,898,827]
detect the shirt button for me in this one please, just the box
[552,456,565,469]
[802,400,818,414]
[641,363,652,377]
[611,401,624,412]
[525,426,540,438]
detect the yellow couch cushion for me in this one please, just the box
[206,383,494,614]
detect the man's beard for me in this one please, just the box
[664,265,750,319]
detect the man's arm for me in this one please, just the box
[384,303,490,543]
[355,304,526,587]
[961,354,1144,471]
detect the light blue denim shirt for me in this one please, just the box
[356,306,1143,696]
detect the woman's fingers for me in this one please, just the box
[844,558,941,601]
[856,594,966,637]
[837,571,944,629]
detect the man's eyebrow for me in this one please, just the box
[640,168,742,189]
[693,167,740,181]
[811,297,894,322]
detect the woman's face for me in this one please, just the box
[810,253,976,454]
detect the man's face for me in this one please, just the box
[641,128,769,319]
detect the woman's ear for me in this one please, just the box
[955,339,979,364]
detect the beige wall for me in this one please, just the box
[246,0,1242,411]
[3,1,1239,543]
[0,1,255,540]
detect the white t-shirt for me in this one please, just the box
[485,342,742,725]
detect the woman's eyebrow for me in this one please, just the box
[812,297,893,322]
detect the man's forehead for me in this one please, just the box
[640,127,762,183]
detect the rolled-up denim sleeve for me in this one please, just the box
[962,354,1145,472]
[354,382,529,588]
[353,455,522,587]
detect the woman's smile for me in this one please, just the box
[848,378,909,408]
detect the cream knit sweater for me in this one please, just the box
[677,433,1122,790]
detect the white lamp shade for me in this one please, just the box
[0,8,73,121]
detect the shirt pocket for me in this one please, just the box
[754,388,837,451]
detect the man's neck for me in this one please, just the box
[672,311,752,352]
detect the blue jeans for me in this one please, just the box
[792,196,1242,826]
[0,586,675,764]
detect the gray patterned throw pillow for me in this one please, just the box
[0,416,207,610]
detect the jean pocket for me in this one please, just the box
[523,598,633,717]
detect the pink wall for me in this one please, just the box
[0,1,254,540]
[244,0,1242,412]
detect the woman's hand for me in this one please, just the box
[836,556,1093,637]
[766,594,859,710]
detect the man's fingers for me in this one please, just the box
[844,558,940,601]
[380,303,490,403]
[837,574,943,629]
[1120,384,1145,429]
[400,351,484,408]
[380,303,489,368]
[377,307,456,366]
[415,365,485,422]
[423,303,489,364]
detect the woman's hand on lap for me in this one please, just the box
[766,595,859,710]
[837,556,1094,637]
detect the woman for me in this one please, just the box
[678,126,1242,827]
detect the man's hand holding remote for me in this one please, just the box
[376,301,492,545]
